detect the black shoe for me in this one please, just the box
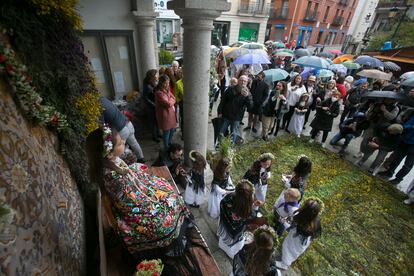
[262,136,268,141]
[390,178,401,185]
[285,129,290,134]
[240,122,245,126]
[377,171,392,179]
[252,127,257,133]
[243,126,251,131]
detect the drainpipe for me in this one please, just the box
[288,0,299,42]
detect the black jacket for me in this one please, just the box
[310,98,340,131]
[218,86,253,122]
[249,79,269,115]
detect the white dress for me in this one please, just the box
[280,227,312,267]
[184,171,206,205]
[207,175,233,219]
[288,106,306,136]
[254,168,271,211]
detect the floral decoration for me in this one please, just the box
[135,259,164,276]
[0,40,69,133]
[74,90,102,135]
[253,224,279,249]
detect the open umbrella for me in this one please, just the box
[273,50,294,58]
[329,64,347,75]
[295,48,311,58]
[315,69,334,78]
[318,52,334,58]
[294,56,331,69]
[233,53,271,64]
[333,54,353,64]
[224,47,237,56]
[401,78,414,87]
[361,90,411,103]
[313,44,323,48]
[354,55,384,68]
[357,69,392,81]
[400,71,414,81]
[342,61,360,69]
[263,68,289,84]
[383,61,401,71]
[300,67,315,80]
[273,41,286,48]
[240,42,265,50]
[225,47,250,58]
[328,49,342,55]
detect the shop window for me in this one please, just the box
[82,30,138,99]
[239,22,260,42]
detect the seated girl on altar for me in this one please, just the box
[208,157,235,219]
[243,153,275,211]
[184,150,207,208]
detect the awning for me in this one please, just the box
[274,24,285,28]
[374,55,414,65]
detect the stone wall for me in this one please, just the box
[0,80,86,275]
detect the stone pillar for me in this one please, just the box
[132,10,158,78]
[168,0,230,164]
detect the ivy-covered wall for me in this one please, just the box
[0,80,86,274]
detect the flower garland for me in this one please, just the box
[74,89,102,135]
[0,39,69,133]
[253,225,279,249]
[135,259,164,276]
[102,125,113,157]
[303,196,325,214]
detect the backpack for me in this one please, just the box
[104,163,187,253]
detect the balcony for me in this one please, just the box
[238,0,270,15]
[339,0,349,6]
[269,8,289,19]
[331,16,344,26]
[303,11,319,22]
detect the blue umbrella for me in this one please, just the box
[354,55,384,68]
[315,69,334,78]
[294,56,330,69]
[300,67,315,80]
[263,68,289,84]
[329,64,347,75]
[233,53,271,64]
[318,52,334,58]
[401,78,414,87]
[295,48,311,58]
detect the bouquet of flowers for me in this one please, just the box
[135,259,164,276]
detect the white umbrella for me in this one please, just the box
[357,69,392,81]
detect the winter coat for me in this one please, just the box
[262,90,289,118]
[155,88,177,130]
[310,98,340,131]
[143,83,156,108]
[249,79,269,115]
[218,86,253,122]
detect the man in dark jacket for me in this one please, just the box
[339,81,369,123]
[218,75,253,144]
[244,71,269,133]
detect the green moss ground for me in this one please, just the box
[230,137,414,275]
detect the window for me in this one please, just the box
[323,6,330,22]
[334,8,340,17]
[82,30,138,99]
[239,22,260,42]
[314,3,319,13]
[305,1,312,17]
[345,12,351,25]
[352,0,356,7]
[316,29,324,44]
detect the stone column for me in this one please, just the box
[168,0,230,164]
[133,11,158,77]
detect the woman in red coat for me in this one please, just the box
[155,74,177,149]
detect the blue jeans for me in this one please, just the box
[162,128,175,149]
[219,118,240,144]
[330,132,354,149]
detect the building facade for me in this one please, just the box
[268,0,359,49]
[154,0,182,49]
[344,0,379,54]
[212,0,271,46]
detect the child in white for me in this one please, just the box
[288,93,310,137]
[273,188,300,235]
[184,150,207,208]
[208,157,234,219]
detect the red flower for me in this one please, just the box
[5,64,13,74]
[136,262,145,270]
[50,114,59,125]
[151,272,159,276]
[0,55,6,63]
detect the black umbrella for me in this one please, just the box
[383,61,401,71]
[361,90,414,106]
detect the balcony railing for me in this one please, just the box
[339,0,349,6]
[331,16,344,26]
[238,0,270,15]
[269,8,289,19]
[303,11,319,22]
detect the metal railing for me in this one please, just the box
[269,7,289,19]
[238,0,270,15]
[331,16,344,26]
[303,11,320,22]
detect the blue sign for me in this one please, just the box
[275,24,285,28]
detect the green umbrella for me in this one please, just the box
[273,41,286,48]
[342,61,360,70]
[279,49,294,54]
[263,68,289,84]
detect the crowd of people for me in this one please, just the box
[96,41,414,275]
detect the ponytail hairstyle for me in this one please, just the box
[214,157,231,181]
[233,180,254,219]
[189,150,206,174]
[245,226,277,275]
[293,198,322,237]
[293,156,312,178]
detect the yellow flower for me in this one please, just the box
[74,91,102,134]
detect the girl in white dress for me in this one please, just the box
[273,188,300,236]
[288,93,310,137]
[208,157,234,219]
[184,150,207,208]
[243,153,275,211]
[276,198,323,271]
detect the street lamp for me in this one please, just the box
[390,5,411,43]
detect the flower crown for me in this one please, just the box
[102,125,113,157]
[303,196,325,214]
[258,152,275,161]
[253,225,278,249]
[297,154,308,161]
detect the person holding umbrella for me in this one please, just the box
[339,80,369,124]
[244,71,269,134]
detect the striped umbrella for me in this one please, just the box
[342,61,360,70]
[383,61,401,71]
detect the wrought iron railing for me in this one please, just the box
[303,11,320,22]
[238,0,270,15]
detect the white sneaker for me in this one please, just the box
[353,152,363,158]
[404,199,414,205]
[297,135,301,138]
[275,261,289,270]
[321,143,326,148]
[309,139,314,143]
